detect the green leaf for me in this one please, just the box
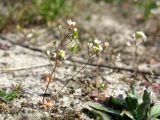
[110,97,127,109]
[151,118,160,120]
[125,96,138,112]
[136,102,150,120]
[127,88,143,105]
[91,110,113,120]
[121,111,135,120]
[72,31,78,39]
[69,43,79,53]
[5,91,17,101]
[149,105,160,119]
[128,84,142,104]
[90,104,121,116]
[0,90,6,97]
[143,90,150,104]
[0,90,17,102]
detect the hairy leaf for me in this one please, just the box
[90,104,121,115]
[149,105,160,119]
[91,110,113,120]
[136,102,150,120]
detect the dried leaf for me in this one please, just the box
[39,100,54,109]
[41,73,53,82]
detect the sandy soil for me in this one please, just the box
[0,0,160,120]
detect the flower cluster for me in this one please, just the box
[58,49,66,60]
[67,19,77,32]
[46,49,66,60]
[132,31,147,42]
[88,39,103,54]
[128,31,147,46]
[46,20,80,61]
[46,50,56,59]
[67,20,79,41]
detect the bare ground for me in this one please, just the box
[0,0,160,120]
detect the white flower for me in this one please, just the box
[67,19,76,27]
[93,45,103,53]
[88,42,93,48]
[88,39,103,53]
[46,50,57,59]
[67,19,78,32]
[129,31,147,46]
[133,31,147,42]
[94,39,101,44]
[46,50,51,56]
[52,52,57,58]
[136,31,147,41]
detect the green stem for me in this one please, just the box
[134,44,138,81]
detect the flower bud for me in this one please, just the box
[67,19,78,32]
[67,20,76,27]
[133,31,147,42]
[104,42,109,48]
[46,50,51,56]
[88,39,103,53]
[58,50,66,60]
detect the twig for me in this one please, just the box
[0,35,43,53]
[0,64,50,73]
[0,60,160,76]
[0,35,160,76]
[68,59,160,76]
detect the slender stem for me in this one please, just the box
[96,54,99,74]
[55,54,93,96]
[130,40,139,90]
[42,28,71,101]
[64,40,72,46]
[134,43,138,81]
[61,30,70,46]
[58,25,63,41]
[43,59,58,102]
